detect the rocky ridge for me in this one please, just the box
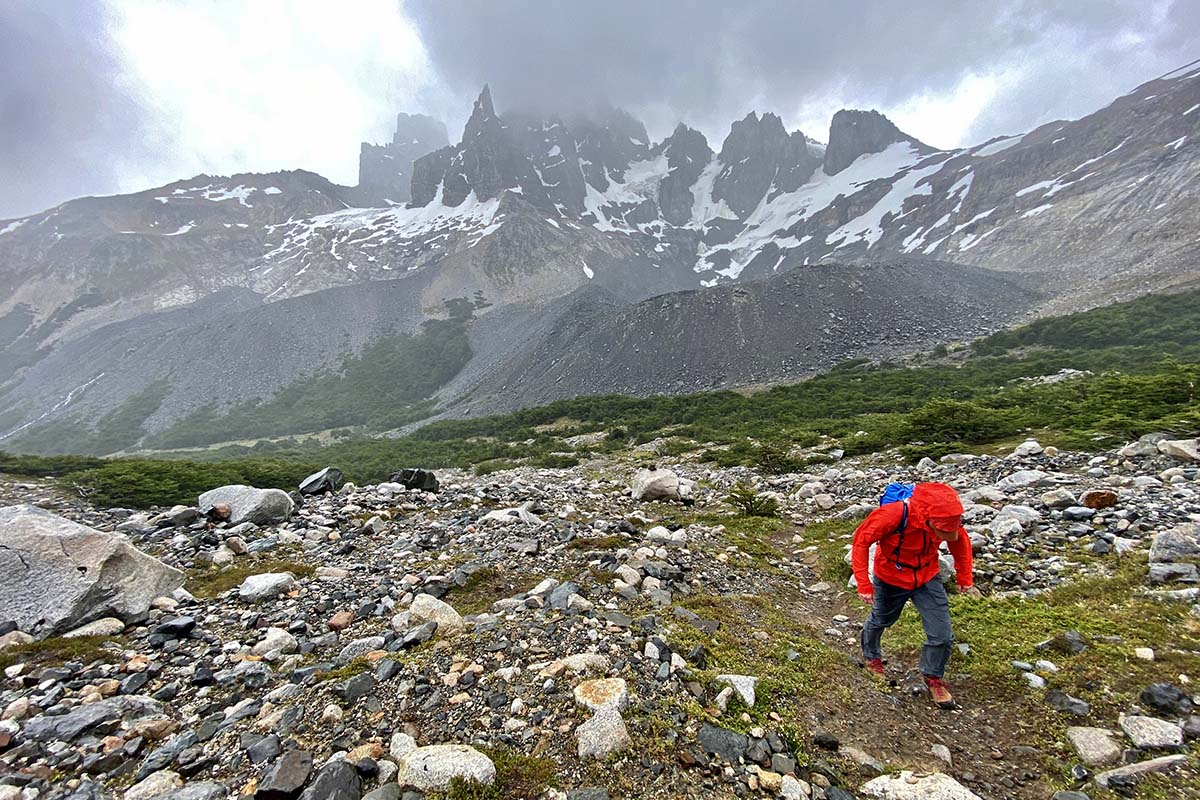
[1,69,1198,448]
[0,433,1197,799]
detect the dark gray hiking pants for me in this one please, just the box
[860,575,953,678]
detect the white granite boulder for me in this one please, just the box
[0,505,183,638]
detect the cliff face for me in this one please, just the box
[355,113,449,206]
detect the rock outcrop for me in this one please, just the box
[823,109,925,175]
[356,113,448,206]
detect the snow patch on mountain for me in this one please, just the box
[0,219,27,237]
[972,134,1023,157]
[694,142,928,278]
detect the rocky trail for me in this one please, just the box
[0,434,1198,800]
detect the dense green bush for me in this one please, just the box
[60,457,318,508]
[904,398,1013,444]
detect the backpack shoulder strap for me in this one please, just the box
[889,499,910,564]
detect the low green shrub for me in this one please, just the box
[725,482,780,517]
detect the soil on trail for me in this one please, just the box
[763,563,1046,800]
[707,528,1053,800]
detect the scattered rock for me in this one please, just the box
[860,771,983,799]
[1157,438,1200,462]
[239,573,298,602]
[390,468,440,493]
[697,723,747,763]
[1094,754,1189,789]
[396,745,496,790]
[573,678,629,713]
[630,468,694,502]
[407,594,464,636]
[575,708,631,759]
[1046,689,1091,716]
[715,674,757,707]
[1119,715,1184,749]
[198,485,294,526]
[1066,726,1122,766]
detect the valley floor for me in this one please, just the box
[1,437,1198,800]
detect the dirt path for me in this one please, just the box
[736,523,1053,800]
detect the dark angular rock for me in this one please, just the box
[1140,683,1193,715]
[362,785,401,800]
[697,723,748,764]
[745,737,771,764]
[22,695,162,742]
[333,673,377,705]
[151,784,227,800]
[548,581,581,610]
[136,731,200,780]
[813,731,840,750]
[566,790,610,800]
[389,468,440,493]
[298,760,362,800]
[1046,689,1091,716]
[399,621,437,649]
[119,671,151,695]
[299,467,343,495]
[771,753,796,775]
[247,734,282,764]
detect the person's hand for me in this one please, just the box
[960,585,983,598]
[857,590,875,605]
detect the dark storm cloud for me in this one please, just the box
[406,0,1200,146]
[0,1,169,219]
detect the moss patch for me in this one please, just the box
[0,635,126,670]
[440,747,557,799]
[446,567,521,616]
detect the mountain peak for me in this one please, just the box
[823,109,925,175]
[474,85,496,118]
[713,109,813,218]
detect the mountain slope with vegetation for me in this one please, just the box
[2,287,1196,509]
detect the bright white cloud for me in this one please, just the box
[107,0,435,189]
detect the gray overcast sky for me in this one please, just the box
[1,0,1197,219]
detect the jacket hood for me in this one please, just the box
[910,482,964,519]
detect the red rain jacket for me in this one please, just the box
[851,482,974,591]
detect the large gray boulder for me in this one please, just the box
[1157,437,1200,462]
[630,468,694,502]
[198,485,293,526]
[0,505,184,638]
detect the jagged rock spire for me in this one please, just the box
[823,109,926,175]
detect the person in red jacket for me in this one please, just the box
[851,482,981,709]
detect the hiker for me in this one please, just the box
[851,481,981,709]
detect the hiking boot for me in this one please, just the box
[865,658,885,678]
[925,675,955,709]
